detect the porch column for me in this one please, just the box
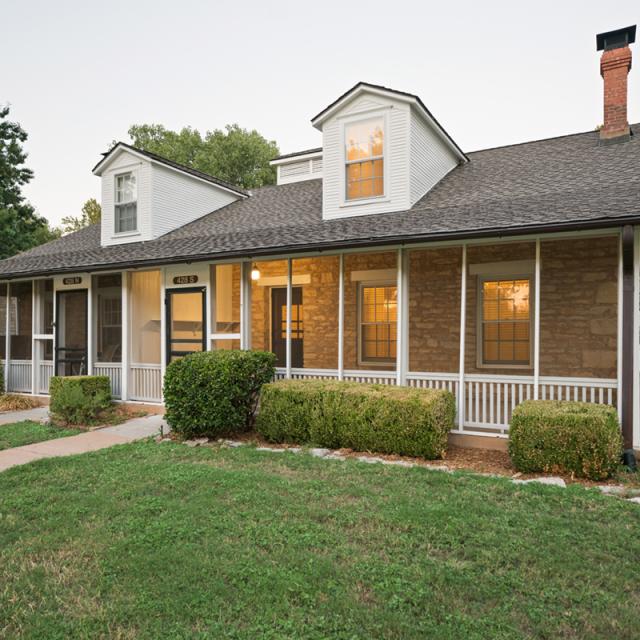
[533,239,541,400]
[621,225,635,463]
[396,248,408,386]
[285,258,292,379]
[4,282,10,391]
[458,245,467,429]
[31,280,37,394]
[338,253,344,381]
[120,272,129,402]
[633,226,640,450]
[240,261,252,350]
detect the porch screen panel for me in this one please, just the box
[9,281,32,360]
[292,256,339,370]
[36,279,54,360]
[130,270,161,364]
[343,252,397,371]
[250,260,287,366]
[0,283,6,360]
[94,274,122,363]
[211,264,240,335]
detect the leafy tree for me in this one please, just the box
[0,106,60,259]
[127,123,279,189]
[61,198,101,233]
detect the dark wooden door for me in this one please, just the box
[271,287,303,368]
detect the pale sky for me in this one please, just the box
[1,0,638,227]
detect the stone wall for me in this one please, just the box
[408,247,461,372]
[540,236,618,379]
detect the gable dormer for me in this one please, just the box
[92,143,247,247]
[311,82,467,220]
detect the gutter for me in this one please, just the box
[1,216,639,280]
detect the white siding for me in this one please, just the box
[276,154,323,185]
[101,150,152,246]
[409,111,458,206]
[99,149,240,247]
[150,164,237,238]
[321,93,411,220]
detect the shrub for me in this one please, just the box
[256,380,456,459]
[0,394,38,412]
[0,365,4,395]
[163,350,276,439]
[509,400,622,480]
[49,375,112,425]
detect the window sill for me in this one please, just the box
[112,230,141,239]
[475,363,533,371]
[339,195,389,209]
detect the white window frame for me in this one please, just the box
[475,264,535,370]
[114,171,138,235]
[340,110,389,207]
[357,280,397,367]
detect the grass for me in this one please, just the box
[1,442,639,639]
[0,421,81,451]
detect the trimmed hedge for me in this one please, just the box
[256,380,456,459]
[49,375,112,425]
[509,400,622,480]
[163,350,276,439]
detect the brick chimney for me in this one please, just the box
[596,25,636,143]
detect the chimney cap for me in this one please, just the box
[596,25,636,51]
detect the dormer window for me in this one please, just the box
[345,117,384,200]
[114,172,137,233]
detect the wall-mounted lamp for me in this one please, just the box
[251,264,260,281]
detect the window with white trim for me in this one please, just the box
[358,283,397,364]
[345,117,384,200]
[114,172,137,233]
[479,278,531,366]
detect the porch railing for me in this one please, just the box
[130,363,162,402]
[7,360,32,393]
[274,368,618,436]
[94,362,122,398]
[39,360,54,394]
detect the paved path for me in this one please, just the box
[0,406,49,425]
[0,414,167,473]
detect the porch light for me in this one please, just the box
[251,264,260,281]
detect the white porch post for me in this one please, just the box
[31,281,37,394]
[205,266,212,352]
[4,282,10,391]
[120,272,129,402]
[533,238,541,400]
[338,253,344,381]
[458,245,467,429]
[240,261,252,350]
[633,227,640,449]
[617,232,623,417]
[285,258,292,379]
[86,276,94,376]
[396,248,408,386]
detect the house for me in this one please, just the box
[0,26,638,458]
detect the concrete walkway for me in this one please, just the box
[0,413,167,473]
[0,406,49,425]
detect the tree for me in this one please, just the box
[0,106,60,259]
[127,123,279,189]
[61,198,101,233]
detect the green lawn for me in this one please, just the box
[0,421,80,451]
[1,442,639,639]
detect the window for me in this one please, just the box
[345,117,384,200]
[359,284,396,364]
[480,278,531,366]
[114,172,137,233]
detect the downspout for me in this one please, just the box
[621,225,636,468]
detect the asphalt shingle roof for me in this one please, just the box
[1,126,639,279]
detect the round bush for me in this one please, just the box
[163,350,276,439]
[509,400,622,480]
